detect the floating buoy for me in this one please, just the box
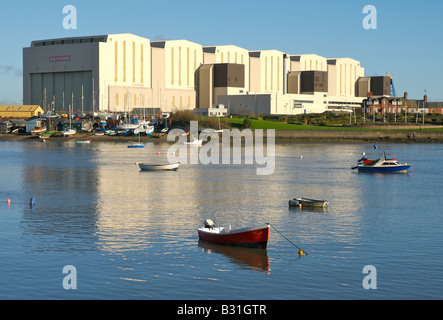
[299,156,303,159]
[298,249,304,256]
[157,151,161,155]
[6,199,11,205]
[298,203,302,208]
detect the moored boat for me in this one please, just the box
[289,197,329,208]
[356,158,411,173]
[185,138,203,145]
[138,163,179,171]
[198,219,270,248]
[128,143,145,148]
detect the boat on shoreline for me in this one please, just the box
[138,163,179,171]
[289,197,329,208]
[31,127,47,135]
[198,220,270,248]
[63,129,76,136]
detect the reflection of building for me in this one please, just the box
[23,33,370,116]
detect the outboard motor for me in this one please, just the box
[204,219,215,229]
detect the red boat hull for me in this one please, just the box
[198,226,270,248]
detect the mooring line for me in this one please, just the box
[269,223,308,256]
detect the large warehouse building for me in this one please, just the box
[23,33,369,116]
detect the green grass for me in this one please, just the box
[225,118,443,132]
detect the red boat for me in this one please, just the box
[198,220,270,248]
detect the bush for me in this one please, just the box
[243,116,252,128]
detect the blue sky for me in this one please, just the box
[1,0,442,104]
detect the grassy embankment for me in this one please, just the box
[222,114,443,132]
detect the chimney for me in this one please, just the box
[404,92,408,99]
[424,95,428,102]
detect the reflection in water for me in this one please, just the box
[20,142,100,252]
[199,240,270,273]
[18,141,370,255]
[3,141,443,299]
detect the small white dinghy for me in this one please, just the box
[137,163,180,171]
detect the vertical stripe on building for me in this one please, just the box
[123,41,126,83]
[171,47,174,85]
[187,47,190,87]
[194,50,197,80]
[133,42,136,84]
[271,56,273,91]
[265,57,268,91]
[115,42,118,82]
[339,63,343,94]
[179,47,182,86]
[141,44,144,84]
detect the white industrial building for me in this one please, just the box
[23,33,369,116]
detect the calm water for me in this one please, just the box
[1,139,442,300]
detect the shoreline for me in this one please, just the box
[1,127,443,144]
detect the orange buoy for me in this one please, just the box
[6,199,11,205]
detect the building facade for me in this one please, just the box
[23,33,369,117]
[23,34,152,114]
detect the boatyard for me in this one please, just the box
[2,123,443,143]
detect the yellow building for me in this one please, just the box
[0,105,44,118]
